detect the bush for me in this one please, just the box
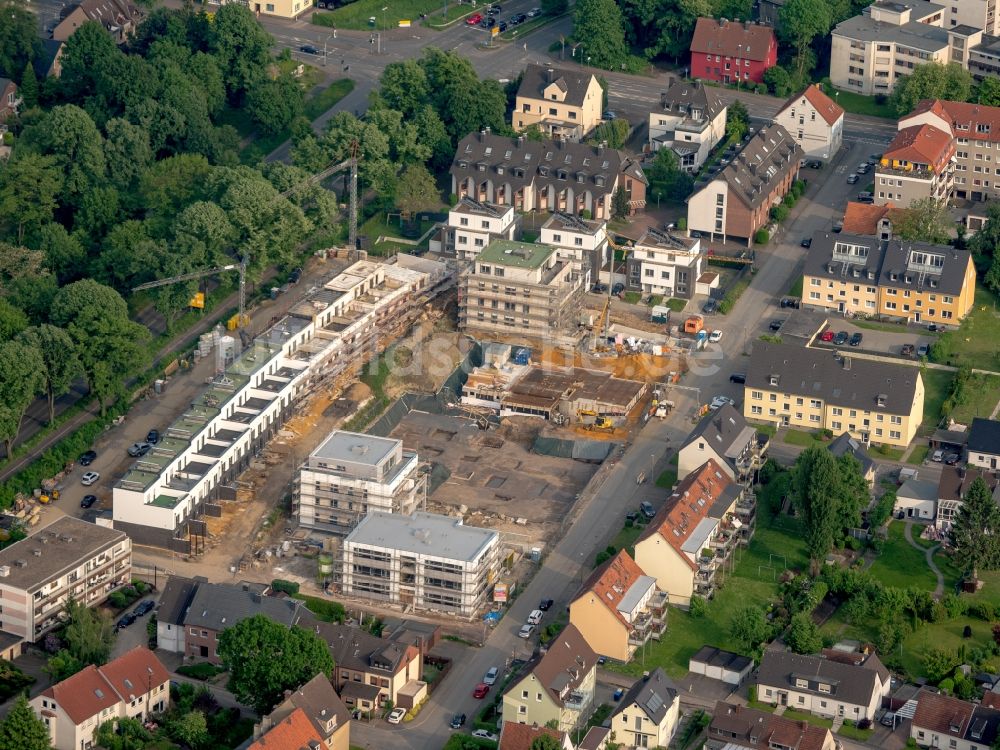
[296,594,347,623]
[270,579,299,596]
[580,209,592,220]
[718,278,750,315]
[689,595,707,618]
[176,662,225,680]
[770,204,789,222]
[754,229,769,245]
[677,217,687,230]
[782,193,795,208]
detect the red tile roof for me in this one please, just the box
[98,647,170,703]
[780,85,844,126]
[883,124,954,169]
[573,549,647,628]
[499,722,565,750]
[908,99,1000,144]
[913,690,975,738]
[637,459,734,571]
[690,18,776,61]
[247,707,325,750]
[841,201,904,235]
[41,665,118,725]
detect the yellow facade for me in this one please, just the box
[568,593,631,662]
[244,0,311,19]
[803,275,880,316]
[743,373,924,448]
[514,77,604,140]
[633,534,697,607]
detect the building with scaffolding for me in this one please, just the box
[625,228,705,299]
[295,430,425,534]
[112,259,444,552]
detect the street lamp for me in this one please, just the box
[323,33,334,66]
[382,5,388,31]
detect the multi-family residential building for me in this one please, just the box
[0,516,130,647]
[648,78,728,172]
[243,673,351,750]
[569,550,668,661]
[610,668,680,749]
[936,465,1000,529]
[626,228,704,299]
[31,648,170,750]
[678,403,769,486]
[756,649,891,721]
[633,460,752,605]
[970,34,1000,80]
[457,240,586,339]
[540,212,608,283]
[774,85,845,160]
[295,430,424,535]
[899,98,1000,202]
[689,18,778,85]
[155,578,306,664]
[968,418,1000,469]
[801,231,977,324]
[312,621,424,710]
[53,0,145,42]
[706,702,837,750]
[341,511,500,617]
[911,689,1000,750]
[513,64,604,142]
[501,624,598,732]
[0,78,21,122]
[830,0,981,96]
[438,198,518,261]
[450,130,647,220]
[113,259,442,550]
[743,341,925,447]
[687,124,803,245]
[875,122,956,206]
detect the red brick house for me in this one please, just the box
[0,78,21,122]
[690,18,778,85]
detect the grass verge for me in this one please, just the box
[782,429,828,449]
[930,288,1000,371]
[787,277,803,298]
[907,444,929,465]
[920,369,953,435]
[819,79,895,119]
[656,469,678,488]
[313,0,443,30]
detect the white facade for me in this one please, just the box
[444,199,517,261]
[342,511,501,617]
[296,430,424,534]
[113,261,436,549]
[648,85,728,173]
[894,479,938,520]
[0,517,131,641]
[611,692,679,749]
[632,230,703,298]
[539,213,608,262]
[774,89,844,160]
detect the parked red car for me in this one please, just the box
[466,13,483,24]
[473,683,490,699]
[820,330,835,342]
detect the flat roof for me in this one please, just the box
[478,240,555,269]
[0,517,127,591]
[312,430,399,466]
[345,511,498,563]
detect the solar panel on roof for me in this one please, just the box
[645,692,664,715]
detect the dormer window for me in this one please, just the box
[539,166,549,177]
[576,172,586,183]
[769,375,780,386]
[877,394,887,407]
[497,166,504,175]
[557,170,568,180]
[595,175,606,187]
[477,163,486,172]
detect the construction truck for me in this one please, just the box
[683,315,704,335]
[587,416,614,431]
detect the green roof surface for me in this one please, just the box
[478,240,554,269]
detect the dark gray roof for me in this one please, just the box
[659,79,727,123]
[34,40,63,79]
[613,668,678,725]
[310,621,411,675]
[0,77,13,91]
[451,131,639,204]
[756,650,888,707]
[694,124,802,211]
[156,576,204,627]
[517,64,597,108]
[827,432,875,476]
[282,673,350,738]
[878,241,972,298]
[182,583,304,631]
[745,341,920,415]
[682,404,757,470]
[969,418,1000,455]
[804,231,883,284]
[690,645,754,673]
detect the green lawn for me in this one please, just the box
[498,12,561,40]
[665,297,688,312]
[314,0,445,30]
[610,513,807,678]
[930,287,1000,371]
[747,699,834,729]
[303,78,356,120]
[868,444,905,461]
[787,277,803,298]
[900,618,997,679]
[950,373,1000,424]
[359,212,441,256]
[782,429,827,449]
[819,79,895,119]
[623,291,642,304]
[656,469,678,488]
[851,319,920,334]
[868,522,938,591]
[907,445,929,465]
[838,722,875,742]
[921,369,954,435]
[610,523,644,559]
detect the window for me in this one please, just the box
[266,3,274,10]
[751,405,762,415]
[751,391,762,400]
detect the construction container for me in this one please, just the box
[512,347,530,366]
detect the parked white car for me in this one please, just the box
[387,707,406,724]
[483,666,499,686]
[472,729,499,741]
[708,330,723,343]
[709,395,734,410]
[81,471,100,486]
[527,609,543,625]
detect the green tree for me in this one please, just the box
[44,650,85,682]
[18,325,81,425]
[979,77,1000,106]
[530,735,563,750]
[95,718,150,750]
[792,446,840,573]
[779,0,832,80]
[574,0,629,69]
[893,197,954,244]
[726,100,750,143]
[892,62,974,116]
[646,148,694,204]
[62,598,115,667]
[0,152,64,244]
[949,477,1000,583]
[211,4,273,102]
[418,48,507,142]
[217,615,334,715]
[0,696,51,750]
[376,60,429,119]
[247,74,305,136]
[395,164,440,217]
[58,21,122,104]
[34,223,86,285]
[0,298,28,340]
[730,606,768,653]
[0,341,44,456]
[0,1,41,83]
[19,61,39,109]
[20,104,106,208]
[764,66,794,97]
[103,118,153,193]
[833,453,868,535]
[922,648,956,683]
[786,611,823,654]
[612,185,630,220]
[167,710,209,749]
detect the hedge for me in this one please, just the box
[270,579,300,596]
[754,229,769,245]
[718,278,750,315]
[294,594,347,623]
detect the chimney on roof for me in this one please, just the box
[547,68,554,83]
[479,128,487,141]
[745,20,752,29]
[517,135,524,147]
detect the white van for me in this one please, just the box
[527,609,543,625]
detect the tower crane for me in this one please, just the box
[131,145,361,328]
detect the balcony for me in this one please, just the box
[564,691,592,713]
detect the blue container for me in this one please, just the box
[513,347,531,365]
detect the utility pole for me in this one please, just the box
[349,139,359,256]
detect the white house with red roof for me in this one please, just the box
[774,85,845,160]
[31,647,170,750]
